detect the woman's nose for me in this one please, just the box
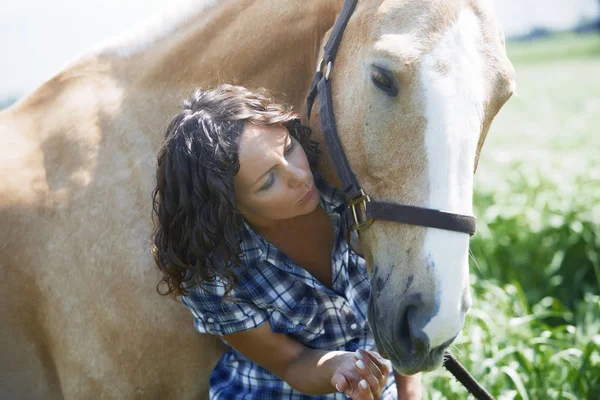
[287,164,308,188]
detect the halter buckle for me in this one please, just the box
[316,58,332,81]
[349,190,374,231]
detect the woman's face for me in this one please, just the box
[234,123,320,227]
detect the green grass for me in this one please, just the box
[507,33,600,65]
[423,33,600,399]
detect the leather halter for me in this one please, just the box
[306,0,477,237]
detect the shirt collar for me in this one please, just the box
[314,172,347,214]
[240,219,267,262]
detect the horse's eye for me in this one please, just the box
[371,70,391,87]
[370,66,398,97]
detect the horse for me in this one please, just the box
[0,0,515,398]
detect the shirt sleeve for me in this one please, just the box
[181,281,269,336]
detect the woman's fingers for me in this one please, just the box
[356,378,375,400]
[359,349,390,376]
[331,372,349,393]
[354,351,384,398]
[333,350,392,400]
[356,359,381,395]
[355,348,395,397]
[356,350,384,384]
[358,349,390,388]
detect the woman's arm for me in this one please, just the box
[394,371,422,399]
[223,322,386,398]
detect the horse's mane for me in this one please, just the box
[95,0,220,58]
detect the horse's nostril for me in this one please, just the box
[398,306,413,353]
[396,305,430,355]
[409,306,431,354]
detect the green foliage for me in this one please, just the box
[471,160,600,310]
[422,33,600,399]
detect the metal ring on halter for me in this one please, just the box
[316,58,324,73]
[324,61,332,80]
[349,189,374,231]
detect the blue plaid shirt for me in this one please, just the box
[182,176,397,399]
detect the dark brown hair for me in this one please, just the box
[152,84,317,298]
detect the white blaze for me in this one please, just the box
[419,9,485,348]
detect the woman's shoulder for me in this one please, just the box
[181,274,271,336]
[184,246,289,305]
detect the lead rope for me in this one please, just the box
[443,352,495,400]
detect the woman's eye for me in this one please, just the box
[370,67,398,96]
[260,174,275,191]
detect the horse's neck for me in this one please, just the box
[8,0,345,187]
[104,0,344,114]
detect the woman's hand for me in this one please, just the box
[331,349,390,399]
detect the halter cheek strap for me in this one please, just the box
[306,0,476,237]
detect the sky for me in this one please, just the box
[0,0,190,97]
[1,0,599,99]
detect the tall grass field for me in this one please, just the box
[423,33,600,399]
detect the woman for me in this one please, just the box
[151,84,422,399]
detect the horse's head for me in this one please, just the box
[313,0,515,374]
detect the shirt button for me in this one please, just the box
[350,323,358,330]
[207,317,215,323]
[293,320,300,326]
[267,308,274,312]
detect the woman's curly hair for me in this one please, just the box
[152,84,318,299]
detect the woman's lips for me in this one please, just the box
[297,184,315,204]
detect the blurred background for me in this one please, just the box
[1,1,599,398]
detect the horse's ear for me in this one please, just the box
[474,139,486,174]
